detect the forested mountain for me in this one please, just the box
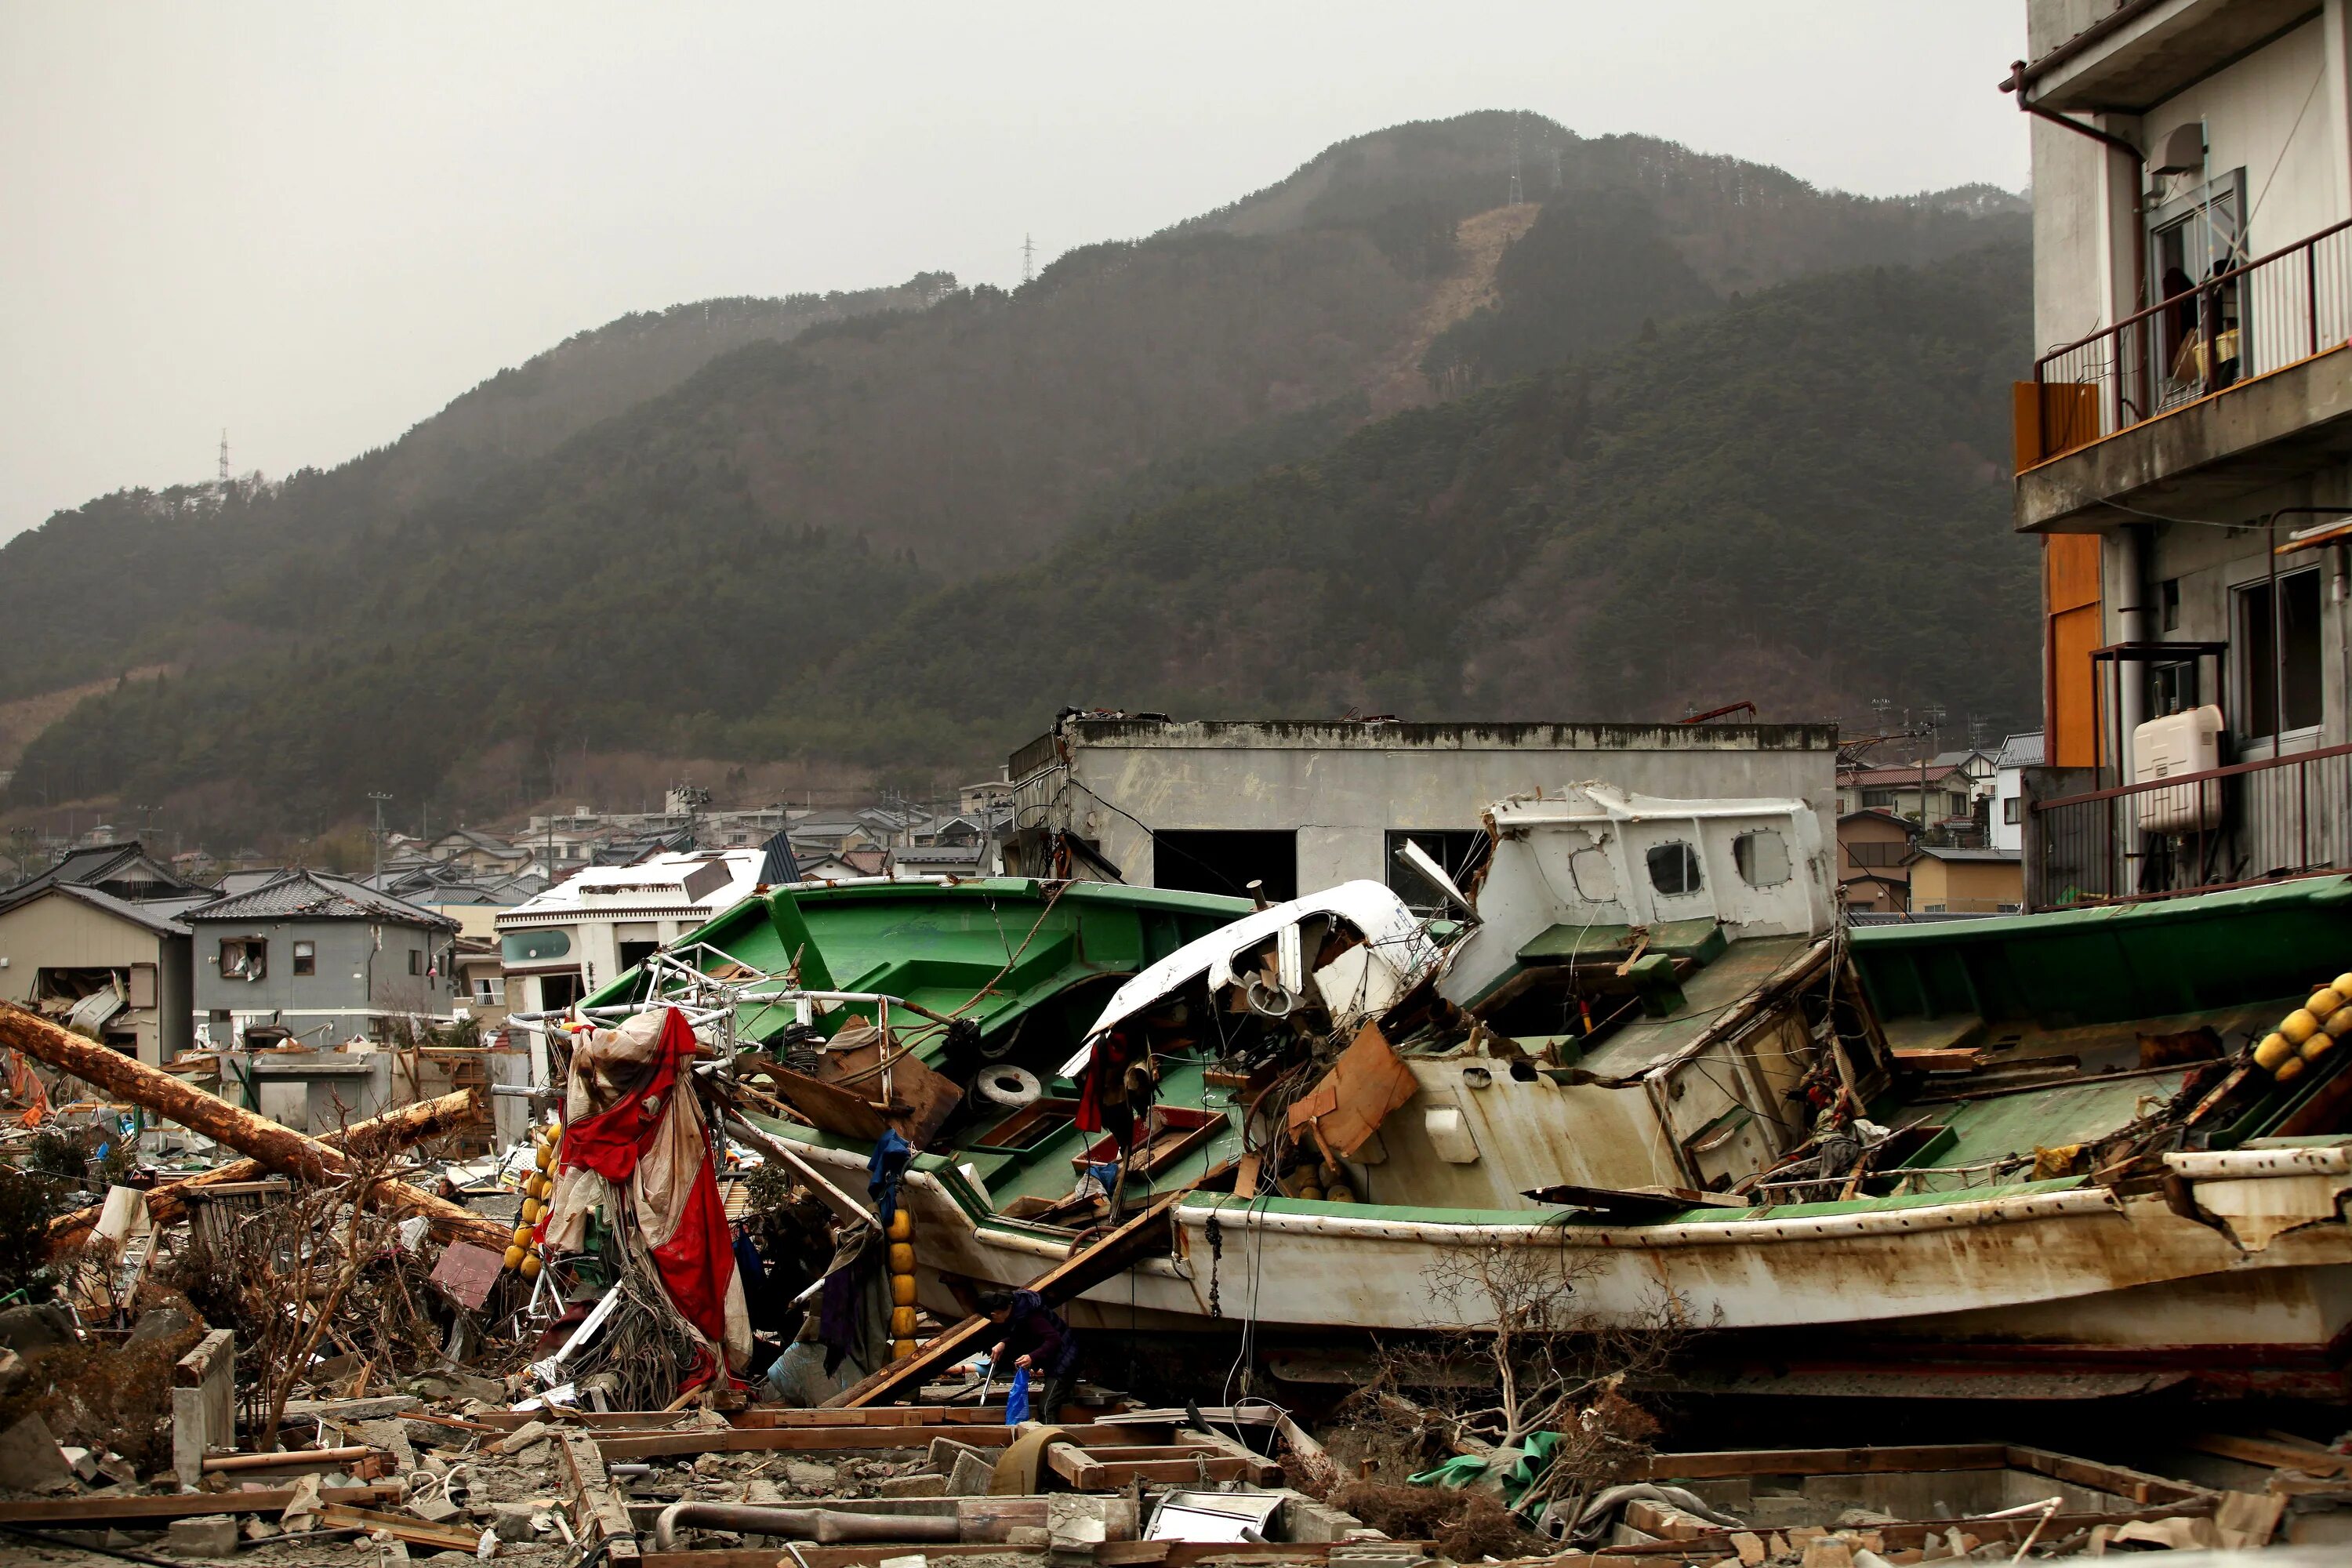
[2,112,2033,847]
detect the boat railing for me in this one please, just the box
[2025,739,2352,908]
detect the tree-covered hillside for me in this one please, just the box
[2,112,2034,846]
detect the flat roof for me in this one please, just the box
[1015,717,1838,774]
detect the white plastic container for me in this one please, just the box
[2134,705,2225,833]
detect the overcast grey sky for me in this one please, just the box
[0,3,2029,545]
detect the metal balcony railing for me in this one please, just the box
[2029,220,2352,462]
[2026,742,2352,908]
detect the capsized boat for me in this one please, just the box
[582,795,2352,1399]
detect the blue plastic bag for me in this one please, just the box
[1004,1366,1030,1425]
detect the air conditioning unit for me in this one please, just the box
[2135,705,2224,833]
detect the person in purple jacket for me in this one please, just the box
[982,1288,1079,1421]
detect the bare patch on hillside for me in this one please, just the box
[0,667,170,771]
[1367,202,1541,416]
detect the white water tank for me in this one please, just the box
[2134,705,2224,833]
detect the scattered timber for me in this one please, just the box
[0,1002,506,1251]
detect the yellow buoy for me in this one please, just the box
[2277,1057,2307,1084]
[1327,1184,1356,1203]
[887,1242,915,1275]
[2310,988,2345,1022]
[503,1245,526,1270]
[2304,1032,2338,1062]
[535,1145,553,1171]
[2283,1009,2321,1046]
[2335,973,2352,998]
[513,1225,534,1247]
[530,1175,552,1201]
[890,1305,918,1338]
[887,1207,913,1241]
[2255,1032,2297,1072]
[520,1253,543,1278]
[891,1274,917,1306]
[1297,1185,1324,1202]
[521,1198,543,1225]
[893,1338,916,1361]
[2328,1007,2352,1040]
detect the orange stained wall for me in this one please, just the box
[2045,533,2103,768]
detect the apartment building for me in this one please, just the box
[2010,0,2352,903]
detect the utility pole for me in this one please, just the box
[1021,234,1036,286]
[1508,134,1523,206]
[368,793,392,882]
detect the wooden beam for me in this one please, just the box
[596,1421,1142,1461]
[1046,1445,1255,1489]
[636,1544,1439,1568]
[1642,1444,2009,1480]
[0,1484,401,1526]
[49,1090,478,1250]
[2002,1444,2214,1505]
[561,1426,641,1563]
[316,1504,485,1553]
[0,1003,506,1252]
[1593,1501,2217,1558]
[826,1184,1187,1409]
[723,1109,872,1228]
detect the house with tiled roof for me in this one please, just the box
[183,869,461,1045]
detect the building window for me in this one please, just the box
[1732,830,1791,887]
[1152,829,1298,903]
[1646,841,1703,896]
[617,939,660,975]
[292,941,315,976]
[2159,578,2180,633]
[2238,568,2323,740]
[501,928,572,964]
[408,949,423,976]
[1862,788,1896,808]
[219,938,265,982]
[2003,797,2021,826]
[474,975,506,1005]
[1385,830,1490,911]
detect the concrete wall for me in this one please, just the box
[1911,857,2026,913]
[0,894,191,1065]
[1019,721,1838,895]
[194,916,459,1035]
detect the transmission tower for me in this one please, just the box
[217,430,230,488]
[1508,136,1523,206]
[1021,234,1036,285]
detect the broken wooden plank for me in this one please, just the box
[636,1544,1438,1568]
[2185,1432,2352,1477]
[826,1183,1190,1409]
[316,1504,485,1553]
[2003,1444,2215,1505]
[1046,1445,1255,1489]
[560,1426,641,1563]
[1593,1502,2219,1558]
[0,1484,401,1526]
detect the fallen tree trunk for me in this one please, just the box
[47,1089,478,1250]
[1,1004,509,1252]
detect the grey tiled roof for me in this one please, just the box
[185,869,457,929]
[0,880,193,938]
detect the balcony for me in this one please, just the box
[2016,220,2352,533]
[2025,742,2352,908]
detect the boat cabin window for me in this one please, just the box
[1385,829,1488,911]
[1646,841,1703,896]
[1732,829,1791,887]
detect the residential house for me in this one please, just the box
[1007,715,1836,902]
[1836,809,1918,914]
[184,869,462,1047]
[1991,732,2045,855]
[494,848,761,1020]
[2010,0,2352,905]
[1834,762,1974,832]
[0,883,196,1065]
[4,839,199,906]
[959,776,1014,815]
[423,829,532,877]
[452,936,510,1030]
[889,844,995,880]
[1907,845,2026,914]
